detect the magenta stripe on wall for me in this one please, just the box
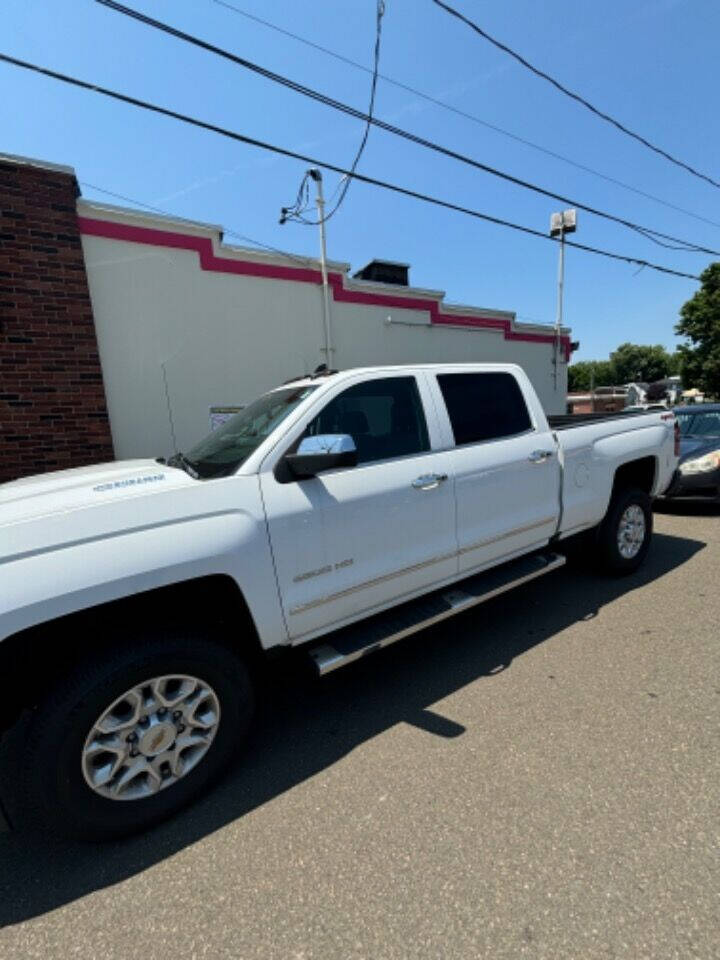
[78,216,572,359]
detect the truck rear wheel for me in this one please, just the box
[19,629,254,840]
[596,487,652,575]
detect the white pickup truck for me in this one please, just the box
[0,363,678,838]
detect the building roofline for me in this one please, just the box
[77,197,352,274]
[0,151,76,176]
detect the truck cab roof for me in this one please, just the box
[277,362,526,390]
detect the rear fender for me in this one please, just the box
[559,424,666,535]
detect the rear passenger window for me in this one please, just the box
[306,376,430,465]
[437,372,532,445]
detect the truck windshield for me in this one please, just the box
[185,385,318,478]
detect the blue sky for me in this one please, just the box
[3,0,719,361]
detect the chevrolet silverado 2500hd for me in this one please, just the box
[0,364,678,838]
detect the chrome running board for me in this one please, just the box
[308,552,566,675]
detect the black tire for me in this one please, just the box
[595,486,653,575]
[19,629,255,841]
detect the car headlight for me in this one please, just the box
[679,452,720,475]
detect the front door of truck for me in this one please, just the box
[259,373,458,641]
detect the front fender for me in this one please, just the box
[0,509,288,649]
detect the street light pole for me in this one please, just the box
[550,209,576,392]
[555,225,565,391]
[308,168,334,366]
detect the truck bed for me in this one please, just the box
[549,410,651,430]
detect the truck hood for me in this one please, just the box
[0,459,270,644]
[0,460,197,559]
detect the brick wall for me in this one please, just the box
[0,157,114,483]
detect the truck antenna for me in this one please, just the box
[160,361,179,454]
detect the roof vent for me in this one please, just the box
[353,259,410,286]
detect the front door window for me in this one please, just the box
[305,376,430,466]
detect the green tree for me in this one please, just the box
[666,351,683,377]
[609,342,674,384]
[568,360,616,391]
[676,262,720,397]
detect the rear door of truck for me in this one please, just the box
[426,368,561,574]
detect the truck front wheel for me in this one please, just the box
[20,629,255,840]
[596,486,653,575]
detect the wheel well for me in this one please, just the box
[0,575,264,734]
[612,456,656,498]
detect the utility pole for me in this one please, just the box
[308,168,334,366]
[280,167,335,366]
[549,209,577,392]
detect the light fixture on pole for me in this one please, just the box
[549,208,576,391]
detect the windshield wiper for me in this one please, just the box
[167,451,200,479]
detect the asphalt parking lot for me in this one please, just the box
[0,505,718,960]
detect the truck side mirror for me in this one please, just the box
[285,434,357,478]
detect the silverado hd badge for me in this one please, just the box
[93,474,166,493]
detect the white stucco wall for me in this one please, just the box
[79,201,569,459]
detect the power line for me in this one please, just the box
[432,0,720,191]
[311,0,385,224]
[280,168,319,224]
[281,0,385,226]
[210,0,720,230]
[0,52,701,281]
[93,0,720,257]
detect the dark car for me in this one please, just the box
[661,404,720,502]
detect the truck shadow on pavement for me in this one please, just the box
[0,530,705,928]
[654,499,720,517]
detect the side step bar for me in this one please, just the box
[308,551,566,675]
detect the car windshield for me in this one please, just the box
[677,410,720,438]
[185,385,318,478]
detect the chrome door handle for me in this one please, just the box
[412,473,448,490]
[528,449,554,463]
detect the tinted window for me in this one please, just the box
[306,377,429,465]
[677,411,720,437]
[437,372,532,445]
